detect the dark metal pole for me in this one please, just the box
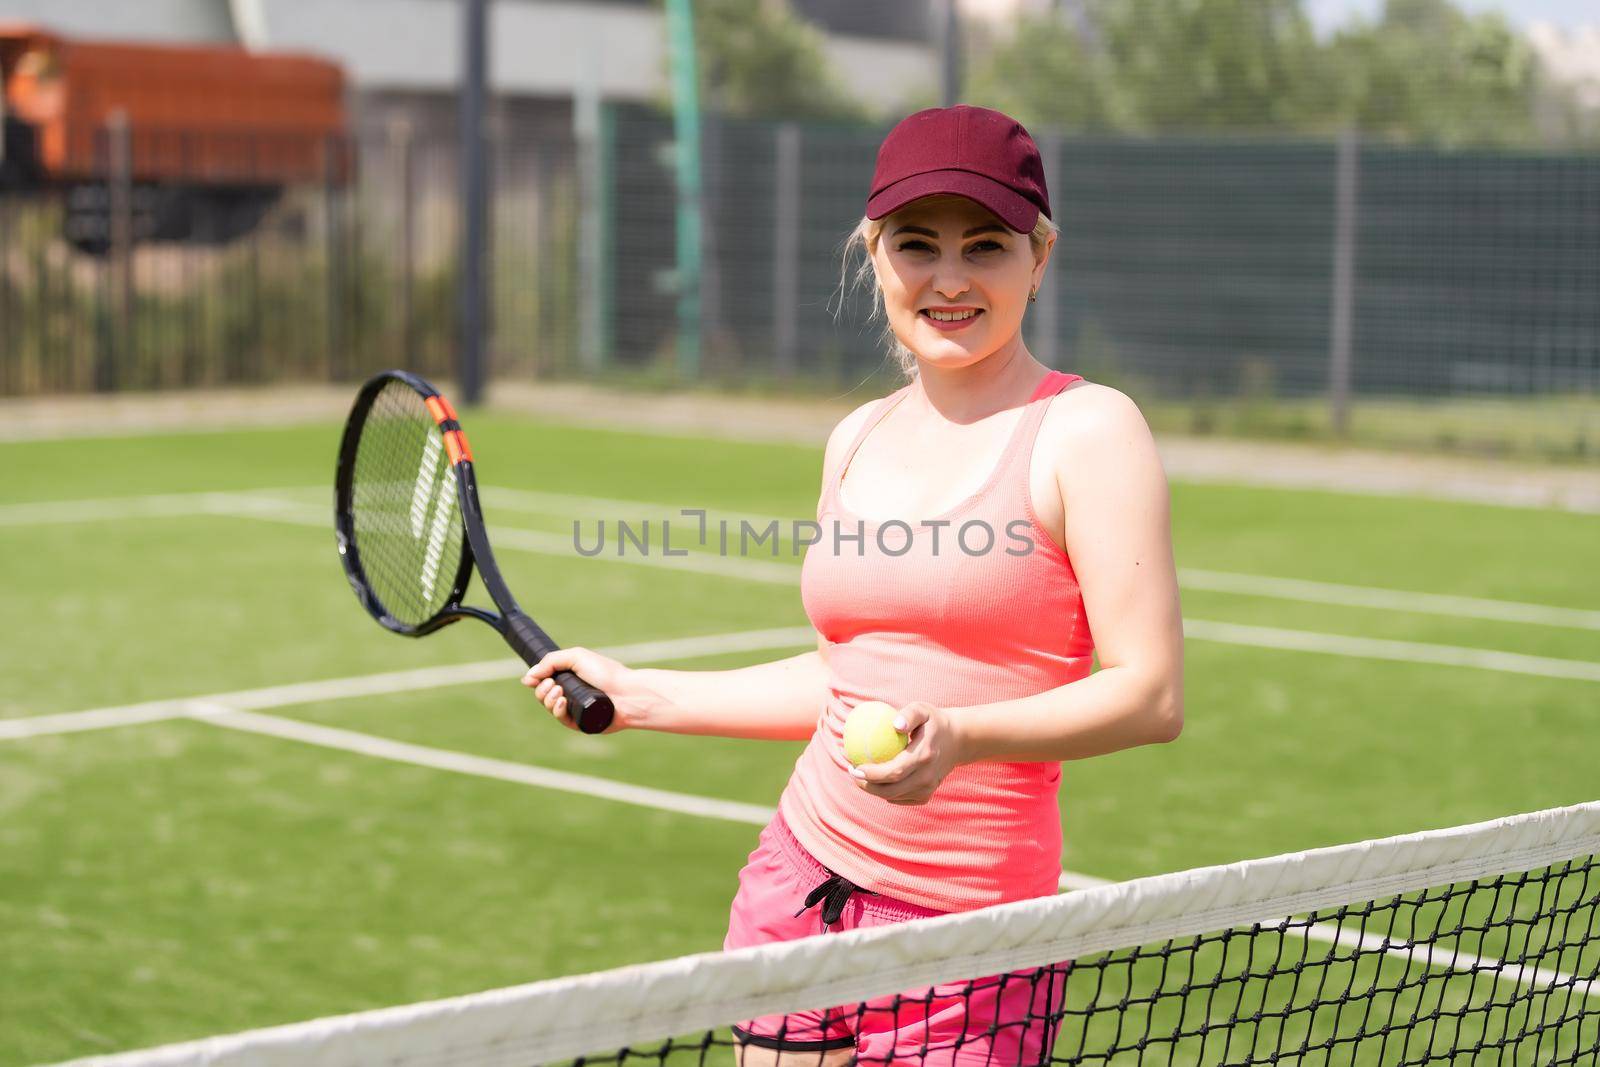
[1329,128,1359,438]
[393,117,417,371]
[772,122,800,380]
[0,188,10,394]
[326,132,345,381]
[940,0,962,106]
[105,109,132,393]
[459,0,488,404]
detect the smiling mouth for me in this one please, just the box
[920,309,984,324]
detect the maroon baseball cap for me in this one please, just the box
[866,105,1051,234]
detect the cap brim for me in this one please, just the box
[866,169,1039,234]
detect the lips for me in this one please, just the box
[920,308,984,331]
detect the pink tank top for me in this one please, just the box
[783,369,1094,912]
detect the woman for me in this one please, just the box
[523,104,1184,1064]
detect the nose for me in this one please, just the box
[931,256,970,300]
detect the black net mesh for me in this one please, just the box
[347,379,467,628]
[544,856,1599,1066]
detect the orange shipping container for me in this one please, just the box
[0,24,349,186]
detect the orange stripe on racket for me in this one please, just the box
[425,395,459,425]
[444,429,473,465]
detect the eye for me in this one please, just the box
[968,240,1003,253]
[896,240,933,253]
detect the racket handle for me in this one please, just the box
[552,669,616,735]
[505,612,616,735]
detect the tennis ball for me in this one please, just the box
[842,700,909,767]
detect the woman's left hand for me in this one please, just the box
[851,701,964,806]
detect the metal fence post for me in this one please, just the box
[939,0,963,106]
[1329,127,1360,437]
[701,108,725,375]
[665,0,702,380]
[773,122,800,380]
[326,132,345,381]
[104,108,133,392]
[391,117,417,371]
[529,142,550,376]
[246,131,262,383]
[1034,130,1062,369]
[459,0,489,403]
[0,172,12,394]
[575,39,604,374]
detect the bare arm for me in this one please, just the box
[952,386,1185,764]
[629,638,829,740]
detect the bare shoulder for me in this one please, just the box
[1041,382,1165,480]
[1049,380,1148,435]
[822,396,885,475]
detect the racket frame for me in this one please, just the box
[335,369,615,732]
[334,370,480,637]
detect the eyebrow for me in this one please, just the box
[891,223,1009,238]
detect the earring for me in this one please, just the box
[1028,288,1038,303]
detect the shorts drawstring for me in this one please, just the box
[795,870,877,931]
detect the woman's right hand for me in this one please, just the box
[521,646,649,734]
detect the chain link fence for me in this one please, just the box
[1,102,1596,459]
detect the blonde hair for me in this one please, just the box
[831,195,1059,381]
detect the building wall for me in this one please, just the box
[789,0,932,42]
[0,0,235,41]
[255,0,666,100]
[0,0,937,112]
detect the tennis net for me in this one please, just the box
[57,801,1600,1066]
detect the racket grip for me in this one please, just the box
[505,612,616,735]
[553,669,616,735]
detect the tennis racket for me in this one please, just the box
[334,369,615,733]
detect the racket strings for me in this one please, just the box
[349,381,468,627]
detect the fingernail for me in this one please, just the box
[893,717,906,731]
[851,767,866,779]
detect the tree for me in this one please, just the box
[675,0,873,123]
[965,0,1327,135]
[959,12,1129,133]
[1324,0,1541,147]
[961,0,1549,147]
[1089,0,1327,133]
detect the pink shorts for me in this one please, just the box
[723,809,1069,1062]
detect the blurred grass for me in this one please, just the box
[543,361,1600,466]
[0,416,1595,1063]
[0,721,750,1066]
[1147,392,1600,465]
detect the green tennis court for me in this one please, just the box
[1,412,1596,1065]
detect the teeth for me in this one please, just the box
[928,309,977,322]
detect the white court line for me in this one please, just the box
[0,627,816,743]
[186,705,1090,897]
[190,704,781,828]
[5,609,1597,751]
[4,612,1584,1001]
[292,499,1600,681]
[1185,619,1600,684]
[0,489,318,527]
[485,486,810,539]
[1179,568,1600,632]
[4,485,1596,632]
[1304,920,1597,1002]
[491,526,803,585]
[5,490,1599,700]
[186,707,1592,997]
[171,500,1600,668]
[206,497,809,585]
